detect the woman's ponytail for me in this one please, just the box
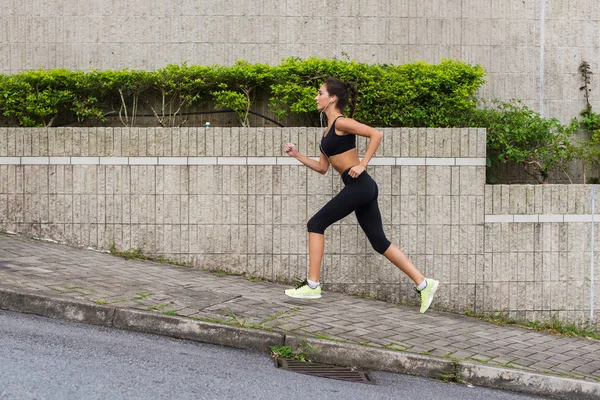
[324,77,358,118]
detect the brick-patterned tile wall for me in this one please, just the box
[484,184,600,326]
[0,127,485,314]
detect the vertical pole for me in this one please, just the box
[591,185,596,328]
[539,0,546,116]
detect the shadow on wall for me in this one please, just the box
[489,160,600,185]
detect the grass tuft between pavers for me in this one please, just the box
[463,309,600,340]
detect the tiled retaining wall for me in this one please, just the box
[0,127,486,314]
[484,185,600,326]
[1,128,597,325]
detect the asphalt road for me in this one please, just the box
[0,310,548,400]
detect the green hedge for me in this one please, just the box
[3,57,596,183]
[0,58,486,128]
[468,100,575,184]
[270,58,486,127]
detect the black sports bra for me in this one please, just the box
[320,116,356,157]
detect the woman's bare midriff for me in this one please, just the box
[328,148,361,175]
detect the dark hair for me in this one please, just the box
[324,77,357,118]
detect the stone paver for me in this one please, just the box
[1,233,600,382]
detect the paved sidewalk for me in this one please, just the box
[1,233,600,399]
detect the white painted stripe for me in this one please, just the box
[538,214,564,223]
[247,157,277,165]
[159,157,188,165]
[129,157,157,165]
[22,156,49,165]
[217,157,246,165]
[10,156,490,168]
[485,215,514,223]
[369,157,395,166]
[100,157,128,165]
[514,214,539,223]
[485,214,600,223]
[0,157,21,164]
[455,158,487,166]
[276,157,303,165]
[188,157,218,165]
[396,158,426,166]
[71,157,100,165]
[426,158,455,166]
[564,215,593,222]
[50,157,70,164]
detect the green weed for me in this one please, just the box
[463,310,600,340]
[147,303,169,311]
[271,339,318,363]
[134,292,151,300]
[313,333,346,343]
[108,243,188,267]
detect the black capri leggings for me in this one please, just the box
[307,168,392,254]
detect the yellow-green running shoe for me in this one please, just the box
[415,278,439,313]
[285,279,321,299]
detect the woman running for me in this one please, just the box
[283,77,439,313]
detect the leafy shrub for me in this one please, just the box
[211,61,274,126]
[2,70,80,127]
[0,58,485,128]
[569,110,600,183]
[3,59,588,184]
[470,100,575,184]
[269,57,486,127]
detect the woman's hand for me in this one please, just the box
[283,143,298,157]
[348,162,366,178]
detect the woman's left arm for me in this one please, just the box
[336,118,383,177]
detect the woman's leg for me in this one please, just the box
[308,232,324,282]
[285,184,365,298]
[356,196,439,312]
[304,185,366,281]
[382,244,424,285]
[355,199,425,284]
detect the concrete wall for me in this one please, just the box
[484,185,600,326]
[1,127,598,327]
[0,127,486,315]
[2,0,600,123]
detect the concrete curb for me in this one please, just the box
[1,287,600,400]
[286,334,600,400]
[0,287,116,326]
[285,334,455,380]
[112,308,284,354]
[0,287,284,354]
[457,362,600,400]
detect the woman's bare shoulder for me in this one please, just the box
[335,117,380,138]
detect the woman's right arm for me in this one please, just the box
[283,143,329,175]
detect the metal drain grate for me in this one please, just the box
[276,358,373,384]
